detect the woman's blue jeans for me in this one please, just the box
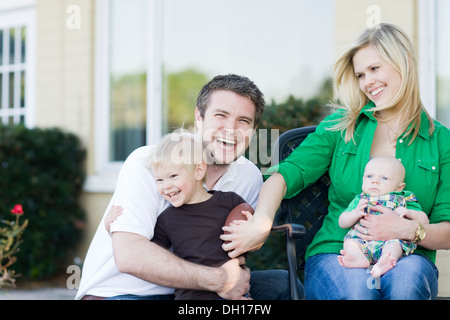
[304,253,439,300]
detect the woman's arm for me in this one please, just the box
[418,221,450,250]
[221,173,287,258]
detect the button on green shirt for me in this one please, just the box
[266,101,450,263]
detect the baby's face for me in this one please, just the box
[362,159,405,196]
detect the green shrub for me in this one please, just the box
[0,124,86,279]
[246,79,333,273]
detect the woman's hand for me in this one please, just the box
[355,205,416,242]
[220,211,272,258]
[220,173,287,259]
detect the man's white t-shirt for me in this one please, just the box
[75,146,262,299]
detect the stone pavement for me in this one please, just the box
[0,287,77,300]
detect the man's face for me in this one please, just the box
[195,90,256,165]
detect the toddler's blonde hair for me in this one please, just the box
[148,132,207,182]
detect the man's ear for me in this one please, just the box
[251,124,258,136]
[194,107,203,130]
[194,161,207,181]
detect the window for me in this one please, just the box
[436,0,450,127]
[93,0,334,183]
[108,0,149,162]
[161,0,334,133]
[95,0,160,175]
[419,0,450,127]
[0,7,34,127]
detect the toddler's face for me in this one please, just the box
[362,159,405,196]
[152,163,199,207]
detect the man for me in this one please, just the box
[76,74,300,300]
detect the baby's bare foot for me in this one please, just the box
[338,250,370,269]
[371,252,397,278]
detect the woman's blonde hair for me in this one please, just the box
[330,23,434,143]
[148,131,207,181]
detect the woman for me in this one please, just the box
[221,23,450,299]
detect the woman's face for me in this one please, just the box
[353,45,402,108]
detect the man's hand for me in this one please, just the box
[217,258,252,300]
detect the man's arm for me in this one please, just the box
[112,231,251,300]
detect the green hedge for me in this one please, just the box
[246,79,333,273]
[0,124,86,279]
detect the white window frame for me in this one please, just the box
[86,0,163,192]
[0,0,36,128]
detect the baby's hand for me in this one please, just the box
[104,205,124,234]
[394,206,408,218]
[355,198,368,217]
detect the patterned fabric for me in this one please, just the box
[361,192,417,215]
[344,192,418,264]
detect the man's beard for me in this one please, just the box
[204,147,232,166]
[201,138,237,166]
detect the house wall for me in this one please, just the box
[334,0,417,56]
[35,0,94,147]
[34,0,106,257]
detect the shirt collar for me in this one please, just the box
[359,101,431,140]
[203,158,239,191]
[416,111,431,140]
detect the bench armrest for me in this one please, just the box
[272,223,306,239]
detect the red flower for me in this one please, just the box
[11,204,24,215]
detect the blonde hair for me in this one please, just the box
[148,132,207,181]
[330,23,434,143]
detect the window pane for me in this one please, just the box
[436,0,450,127]
[21,27,26,64]
[9,28,15,65]
[109,0,148,161]
[8,72,13,109]
[0,73,2,109]
[20,71,25,108]
[161,0,334,132]
[0,30,3,66]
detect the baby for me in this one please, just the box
[338,155,429,278]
